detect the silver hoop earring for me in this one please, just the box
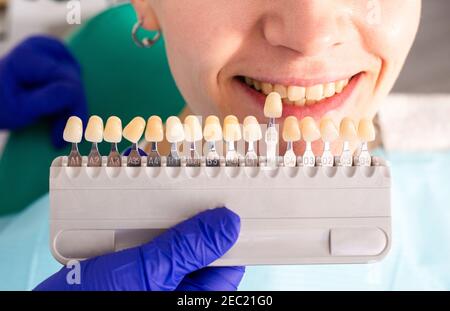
[132,19,161,48]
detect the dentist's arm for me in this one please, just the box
[0,35,88,148]
[34,207,245,291]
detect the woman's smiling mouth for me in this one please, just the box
[234,72,363,119]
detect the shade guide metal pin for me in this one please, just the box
[123,117,146,167]
[357,118,376,166]
[145,116,164,167]
[104,116,122,167]
[63,116,83,167]
[184,115,203,167]
[264,92,282,167]
[166,116,184,167]
[223,115,241,167]
[203,115,222,167]
[85,115,103,167]
[339,117,357,167]
[282,116,301,167]
[243,116,262,167]
[320,118,339,167]
[301,117,321,167]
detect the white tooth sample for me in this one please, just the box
[123,116,146,143]
[323,82,336,98]
[243,116,262,142]
[273,84,287,98]
[184,115,203,142]
[203,115,223,142]
[223,115,242,142]
[145,115,164,142]
[63,116,83,143]
[301,117,321,142]
[306,84,324,101]
[261,82,273,95]
[104,116,122,143]
[294,98,306,106]
[245,77,253,86]
[264,92,283,118]
[335,79,348,93]
[339,117,357,141]
[282,116,301,142]
[254,80,262,91]
[358,118,376,142]
[165,116,185,143]
[320,118,339,142]
[287,86,306,101]
[85,115,104,143]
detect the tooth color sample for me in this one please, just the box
[264,92,283,118]
[145,115,164,142]
[358,118,376,142]
[203,115,223,142]
[340,117,357,141]
[184,115,203,142]
[104,116,122,143]
[84,115,104,143]
[320,118,339,142]
[165,116,185,143]
[301,117,321,142]
[123,116,146,143]
[243,116,262,142]
[223,115,242,142]
[282,116,301,142]
[63,116,83,143]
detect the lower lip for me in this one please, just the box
[235,73,363,120]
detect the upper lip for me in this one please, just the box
[239,73,359,87]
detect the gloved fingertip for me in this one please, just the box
[195,206,241,243]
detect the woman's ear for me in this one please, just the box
[130,0,160,30]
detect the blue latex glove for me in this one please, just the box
[34,207,245,291]
[0,35,88,148]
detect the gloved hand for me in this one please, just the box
[0,35,88,148]
[34,207,245,291]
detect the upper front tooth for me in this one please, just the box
[245,77,253,86]
[253,80,262,91]
[287,86,306,101]
[203,115,223,142]
[335,79,348,93]
[184,115,203,142]
[145,115,164,142]
[85,115,104,143]
[306,84,324,101]
[273,84,287,98]
[104,116,122,143]
[63,116,83,143]
[261,82,273,95]
[123,117,146,143]
[323,83,336,98]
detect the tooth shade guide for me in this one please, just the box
[63,116,83,144]
[123,117,146,144]
[145,116,164,142]
[104,116,122,143]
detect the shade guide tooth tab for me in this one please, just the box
[145,116,164,142]
[184,115,203,142]
[165,116,185,143]
[320,118,338,167]
[104,116,122,143]
[243,116,262,142]
[223,115,241,166]
[264,92,283,118]
[123,117,146,144]
[85,116,104,143]
[282,116,301,142]
[300,117,320,167]
[339,117,357,167]
[357,118,375,166]
[63,116,83,144]
[203,115,223,142]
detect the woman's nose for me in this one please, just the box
[262,0,348,57]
